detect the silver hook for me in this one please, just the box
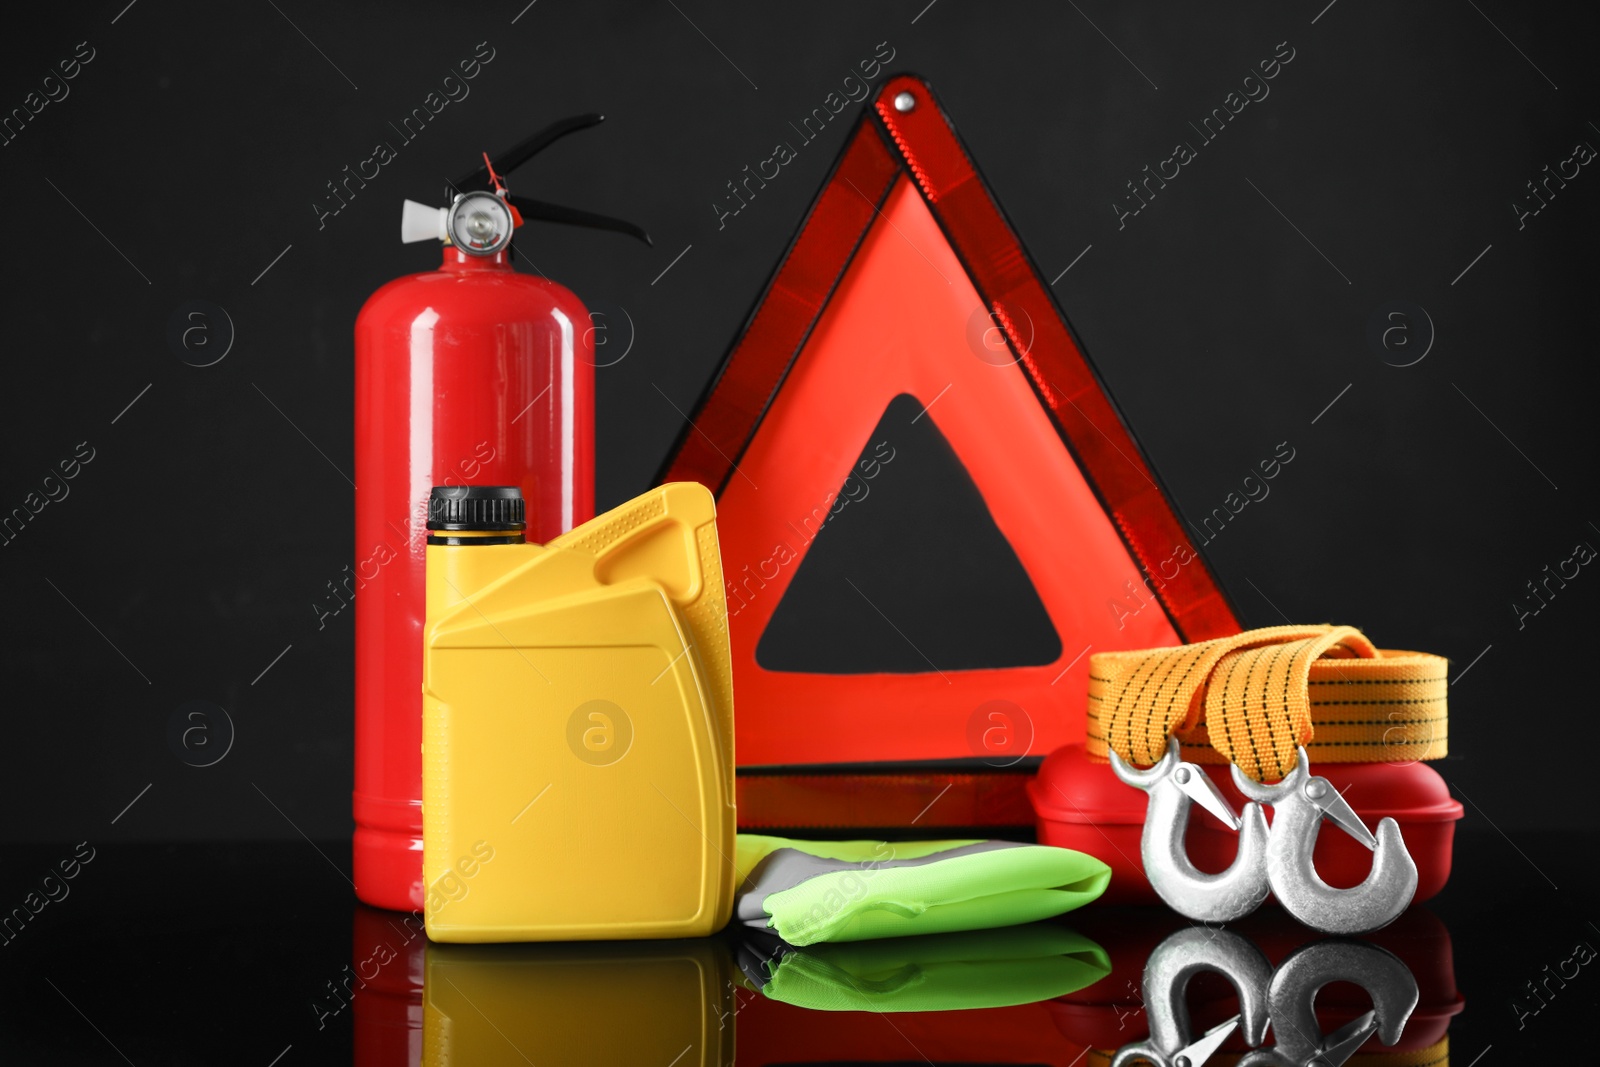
[1238,939,1420,1067]
[1111,926,1274,1067]
[1111,737,1271,924]
[1231,748,1418,935]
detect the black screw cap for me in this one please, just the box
[426,485,526,531]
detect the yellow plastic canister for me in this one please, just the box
[421,482,736,941]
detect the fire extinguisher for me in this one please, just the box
[352,114,651,912]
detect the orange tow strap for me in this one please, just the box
[1085,625,1449,781]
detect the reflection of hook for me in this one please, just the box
[1239,940,1419,1067]
[1111,927,1273,1067]
[1112,738,1271,923]
[1232,748,1417,935]
[1113,928,1424,1067]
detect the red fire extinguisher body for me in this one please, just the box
[353,247,594,911]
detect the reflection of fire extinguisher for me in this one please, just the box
[352,115,651,912]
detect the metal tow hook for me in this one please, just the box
[1239,939,1420,1067]
[1111,737,1271,924]
[1231,747,1418,936]
[1111,926,1273,1067]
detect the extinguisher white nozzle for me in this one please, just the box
[401,200,449,244]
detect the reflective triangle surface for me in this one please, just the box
[715,175,1181,765]
[660,76,1240,807]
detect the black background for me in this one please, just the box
[4,0,1597,850]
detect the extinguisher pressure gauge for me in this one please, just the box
[399,119,654,254]
[447,192,514,257]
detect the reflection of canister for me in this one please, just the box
[351,904,427,1067]
[1029,744,1463,905]
[1051,907,1464,1062]
[422,940,735,1066]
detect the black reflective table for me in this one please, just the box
[2,827,1593,1063]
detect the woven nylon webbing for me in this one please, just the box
[1086,624,1448,781]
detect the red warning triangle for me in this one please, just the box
[660,75,1240,829]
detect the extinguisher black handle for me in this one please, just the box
[451,113,605,192]
[447,113,651,246]
[506,194,653,247]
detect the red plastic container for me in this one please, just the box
[353,246,594,911]
[1029,744,1462,906]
